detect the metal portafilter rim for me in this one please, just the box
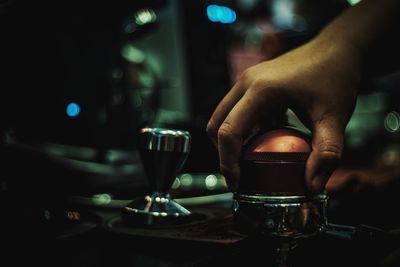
[234,193,328,205]
[233,191,329,239]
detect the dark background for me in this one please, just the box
[1,0,400,266]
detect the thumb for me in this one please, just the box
[305,119,344,193]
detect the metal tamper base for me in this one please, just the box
[123,128,192,227]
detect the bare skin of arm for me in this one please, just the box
[207,0,400,193]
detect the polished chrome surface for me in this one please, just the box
[140,127,191,152]
[235,193,327,204]
[138,127,191,192]
[123,192,191,226]
[233,193,328,240]
[123,127,192,226]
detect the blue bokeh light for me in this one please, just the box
[207,5,236,24]
[66,102,81,118]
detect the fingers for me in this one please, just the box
[305,118,344,193]
[217,89,275,191]
[217,122,242,191]
[207,82,244,147]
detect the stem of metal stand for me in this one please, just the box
[276,241,295,267]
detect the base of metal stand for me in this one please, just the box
[122,192,191,227]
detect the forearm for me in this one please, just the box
[317,0,400,54]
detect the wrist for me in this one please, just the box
[312,33,363,68]
[308,34,362,96]
[315,0,400,61]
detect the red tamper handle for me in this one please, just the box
[239,127,312,195]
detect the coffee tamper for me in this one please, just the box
[233,127,328,266]
[123,127,191,226]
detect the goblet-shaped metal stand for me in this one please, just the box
[123,127,191,226]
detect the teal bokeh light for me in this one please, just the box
[207,5,236,24]
[66,102,81,118]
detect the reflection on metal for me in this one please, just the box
[234,193,328,239]
[140,127,191,153]
[66,102,81,118]
[234,193,328,267]
[124,193,191,226]
[384,111,400,133]
[206,5,237,24]
[134,8,157,26]
[124,127,192,226]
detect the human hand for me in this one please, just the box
[207,38,362,193]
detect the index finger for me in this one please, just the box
[207,82,244,147]
[218,89,277,190]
